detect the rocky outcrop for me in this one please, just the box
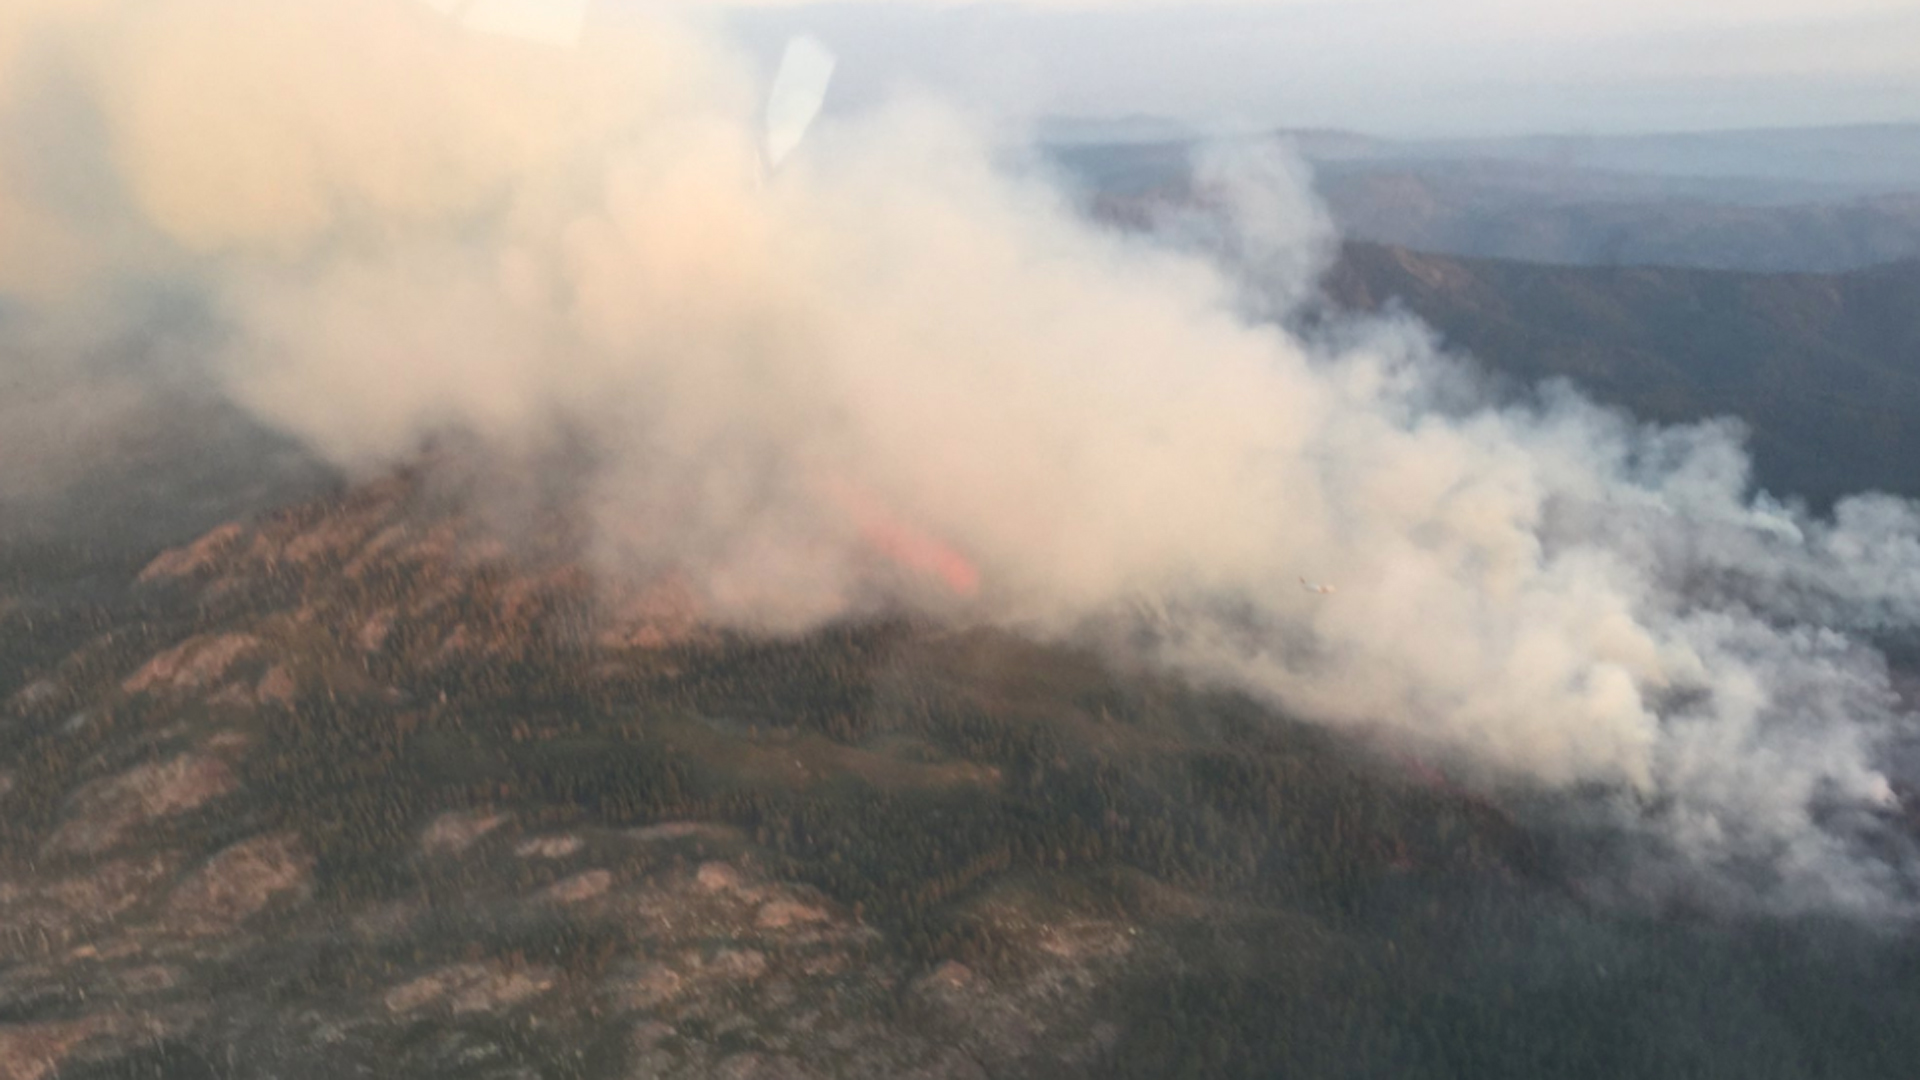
[163,833,313,935]
[121,634,262,697]
[50,755,236,855]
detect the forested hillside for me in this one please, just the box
[1324,245,1920,507]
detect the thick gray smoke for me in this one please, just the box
[5,0,1920,914]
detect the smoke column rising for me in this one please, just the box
[5,0,1920,914]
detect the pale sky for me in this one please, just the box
[679,0,1920,136]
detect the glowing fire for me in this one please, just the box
[822,477,980,597]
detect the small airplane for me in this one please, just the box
[1299,577,1337,596]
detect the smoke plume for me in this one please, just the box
[4,0,1920,914]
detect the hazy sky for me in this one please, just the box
[686,0,1920,136]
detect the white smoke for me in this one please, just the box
[3,0,1919,915]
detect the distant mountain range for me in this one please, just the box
[1055,124,1920,509]
[1041,121,1920,194]
[1282,124,1920,194]
[1047,123,1920,272]
[1316,173,1920,274]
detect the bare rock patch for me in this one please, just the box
[164,833,312,934]
[51,755,236,855]
[122,634,262,696]
[138,523,245,583]
[420,810,510,856]
[385,961,559,1016]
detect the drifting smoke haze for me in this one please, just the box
[5,0,1920,915]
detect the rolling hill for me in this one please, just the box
[1322,246,1920,508]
